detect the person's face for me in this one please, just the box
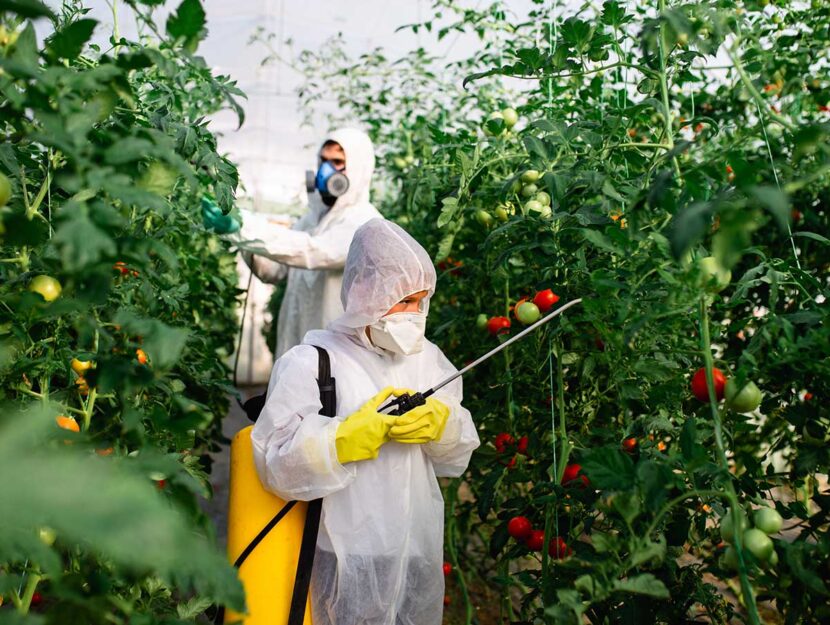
[320,142,346,171]
[384,290,429,316]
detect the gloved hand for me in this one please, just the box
[202,196,241,234]
[335,387,413,464]
[389,397,450,444]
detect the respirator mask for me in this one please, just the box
[306,160,349,207]
[369,312,427,356]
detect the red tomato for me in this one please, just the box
[517,435,529,455]
[155,478,166,490]
[507,516,532,539]
[594,337,606,352]
[561,463,589,488]
[504,456,517,470]
[31,591,43,606]
[494,432,515,453]
[443,595,450,606]
[533,288,560,312]
[804,392,813,401]
[443,562,452,576]
[622,437,637,453]
[486,316,511,336]
[525,529,545,551]
[113,261,129,276]
[691,367,727,402]
[548,536,572,559]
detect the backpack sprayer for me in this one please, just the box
[380,298,583,416]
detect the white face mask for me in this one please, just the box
[369,312,427,355]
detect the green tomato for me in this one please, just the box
[38,527,56,546]
[495,206,509,222]
[521,170,540,183]
[501,107,519,129]
[516,301,541,325]
[697,256,731,293]
[525,200,543,213]
[520,184,538,198]
[725,379,762,413]
[0,172,11,207]
[404,155,415,165]
[29,275,62,302]
[753,507,783,535]
[535,191,551,207]
[393,157,407,169]
[476,313,489,331]
[720,509,748,544]
[483,111,505,136]
[475,209,494,227]
[721,545,739,571]
[743,528,774,561]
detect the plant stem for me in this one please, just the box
[18,572,41,614]
[656,0,681,180]
[698,298,761,625]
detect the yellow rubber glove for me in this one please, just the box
[388,397,450,444]
[335,387,414,464]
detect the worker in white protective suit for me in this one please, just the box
[205,128,383,359]
[251,218,480,625]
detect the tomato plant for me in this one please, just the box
[0,0,245,620]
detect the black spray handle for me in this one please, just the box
[383,389,435,416]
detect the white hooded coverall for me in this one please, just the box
[236,128,382,358]
[251,219,480,625]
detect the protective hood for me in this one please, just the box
[322,127,375,209]
[330,219,436,332]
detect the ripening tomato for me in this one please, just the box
[516,301,541,325]
[507,516,532,539]
[561,463,589,488]
[691,367,726,402]
[443,595,450,606]
[494,432,515,453]
[56,415,80,432]
[486,316,511,336]
[113,261,130,276]
[548,536,572,559]
[525,529,545,551]
[28,275,62,302]
[75,377,90,396]
[136,348,148,365]
[533,289,560,312]
[70,358,94,375]
[443,561,452,576]
[621,437,637,453]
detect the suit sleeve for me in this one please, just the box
[251,345,356,500]
[241,250,288,284]
[421,346,480,477]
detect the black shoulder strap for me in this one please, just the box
[287,345,335,625]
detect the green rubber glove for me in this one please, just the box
[335,387,413,464]
[202,196,241,234]
[388,397,450,444]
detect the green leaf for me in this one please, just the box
[166,0,206,49]
[0,0,54,18]
[629,535,666,568]
[0,407,244,610]
[748,185,789,231]
[581,229,624,255]
[112,311,190,371]
[612,573,670,598]
[581,448,635,490]
[437,197,459,228]
[792,231,830,245]
[45,18,97,60]
[52,210,116,271]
